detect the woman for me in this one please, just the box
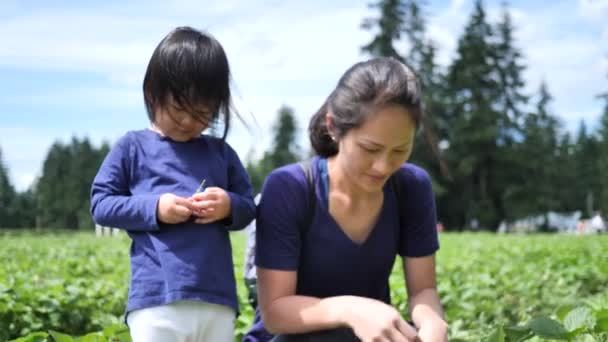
[245,57,447,342]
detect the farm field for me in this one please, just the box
[1,231,607,341]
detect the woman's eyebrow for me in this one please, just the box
[359,139,410,148]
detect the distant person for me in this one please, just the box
[90,27,255,342]
[244,57,447,342]
[590,212,606,233]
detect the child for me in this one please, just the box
[90,26,255,342]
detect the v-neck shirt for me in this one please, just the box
[255,157,439,301]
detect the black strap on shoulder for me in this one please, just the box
[297,159,316,237]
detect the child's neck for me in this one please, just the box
[150,124,166,136]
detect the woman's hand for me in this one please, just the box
[340,296,419,342]
[190,187,231,224]
[416,317,448,342]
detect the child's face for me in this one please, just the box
[153,101,212,142]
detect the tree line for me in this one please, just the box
[0,0,606,230]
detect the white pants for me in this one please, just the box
[127,300,235,342]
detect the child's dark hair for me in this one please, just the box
[143,26,234,139]
[309,57,423,157]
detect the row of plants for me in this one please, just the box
[2,231,606,341]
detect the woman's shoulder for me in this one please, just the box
[393,163,433,197]
[261,158,320,198]
[265,161,310,189]
[395,163,431,184]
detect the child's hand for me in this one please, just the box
[157,193,195,224]
[190,187,231,224]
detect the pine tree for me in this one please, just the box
[360,0,407,61]
[554,133,577,212]
[0,147,17,227]
[36,138,110,229]
[597,93,608,213]
[361,0,449,207]
[573,121,601,216]
[269,105,300,168]
[444,0,502,229]
[247,105,301,194]
[506,82,560,223]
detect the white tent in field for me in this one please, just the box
[499,211,582,233]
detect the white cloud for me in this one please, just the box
[578,0,608,24]
[1,0,607,192]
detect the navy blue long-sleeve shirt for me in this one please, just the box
[91,129,255,315]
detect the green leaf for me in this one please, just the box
[485,325,505,342]
[528,317,569,340]
[596,316,608,333]
[9,332,49,342]
[595,309,608,321]
[504,325,533,342]
[73,333,101,342]
[556,305,575,322]
[48,331,74,342]
[564,307,595,332]
[102,324,129,336]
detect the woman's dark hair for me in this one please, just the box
[143,26,236,139]
[309,57,423,157]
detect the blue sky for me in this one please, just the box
[0,0,607,191]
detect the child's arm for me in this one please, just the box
[222,145,256,230]
[90,135,192,231]
[188,144,254,229]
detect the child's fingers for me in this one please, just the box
[190,192,219,202]
[191,208,215,217]
[175,197,197,211]
[191,200,215,211]
[173,204,193,218]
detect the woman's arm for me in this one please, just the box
[404,255,448,341]
[258,267,418,341]
[257,267,342,333]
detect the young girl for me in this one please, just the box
[91,27,255,342]
[245,57,447,342]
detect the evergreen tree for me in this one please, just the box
[506,82,560,223]
[444,0,502,229]
[361,0,407,61]
[361,0,449,209]
[0,147,17,227]
[246,105,301,194]
[597,92,608,213]
[554,133,577,212]
[269,105,300,168]
[573,121,601,216]
[35,138,109,229]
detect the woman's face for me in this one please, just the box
[334,104,416,192]
[153,100,211,142]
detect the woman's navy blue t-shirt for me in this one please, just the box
[244,157,439,341]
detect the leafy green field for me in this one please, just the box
[1,231,607,341]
